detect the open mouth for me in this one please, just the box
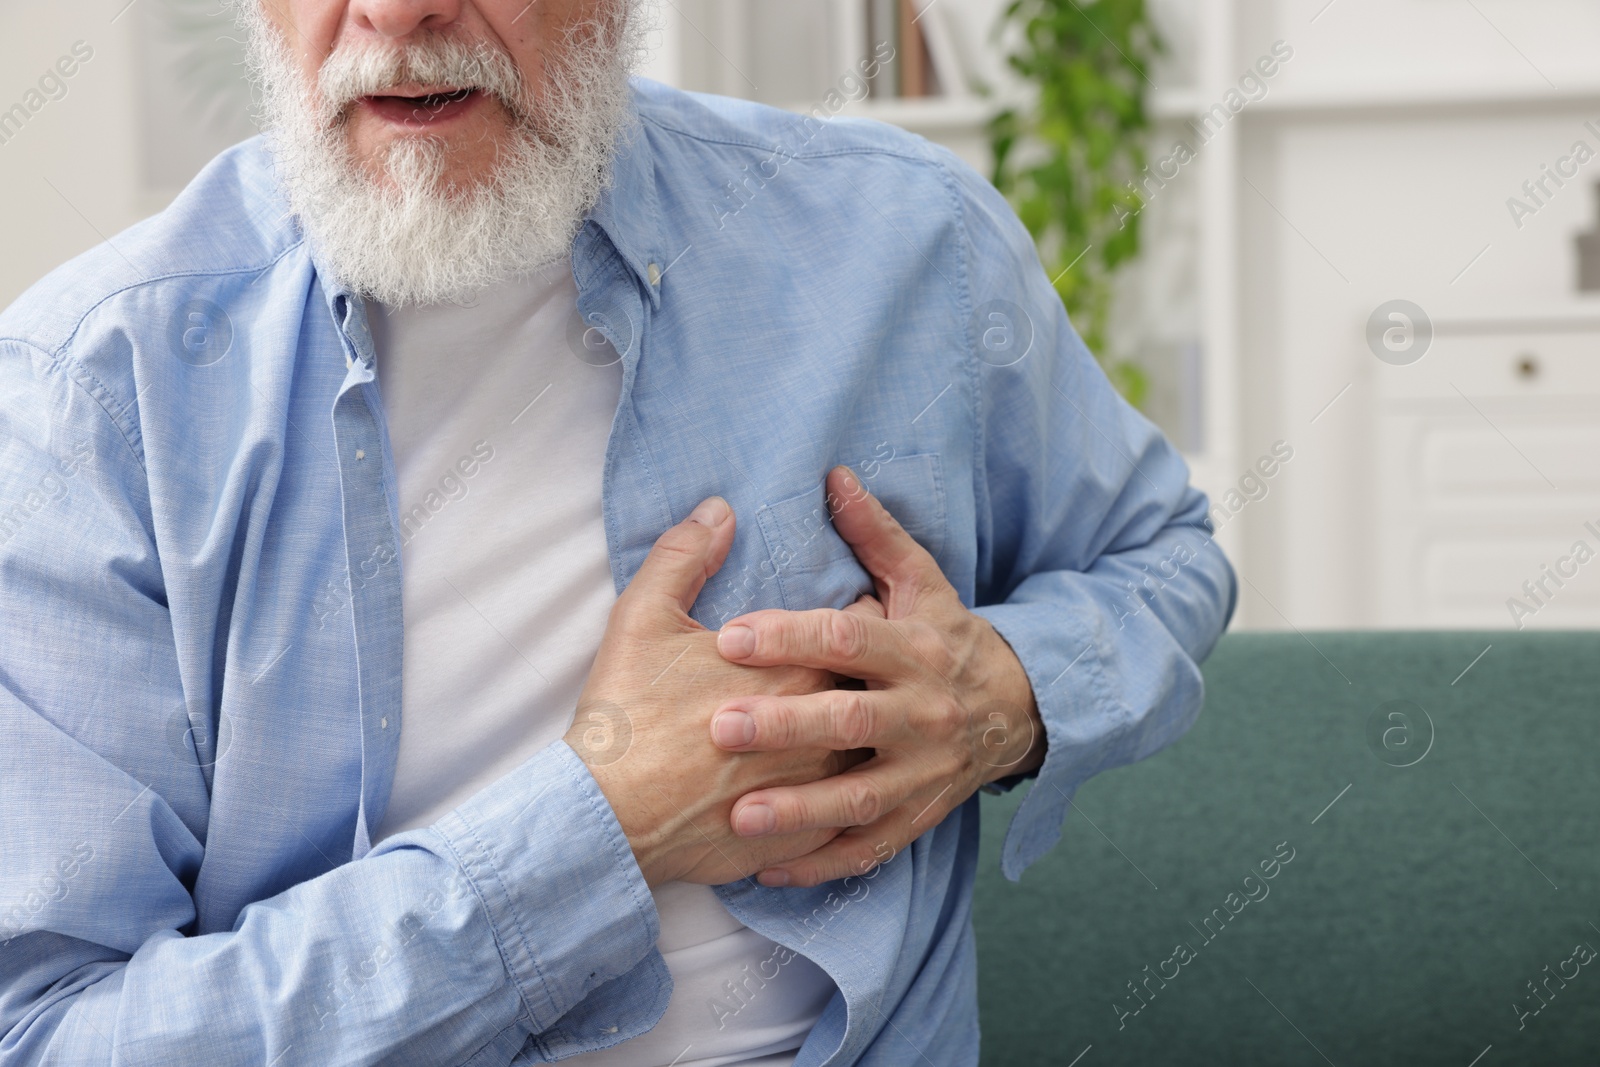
[396,88,474,109]
[361,87,483,125]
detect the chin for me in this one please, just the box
[356,128,511,189]
[355,142,499,198]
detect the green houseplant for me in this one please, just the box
[987,0,1161,407]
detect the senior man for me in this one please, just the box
[0,0,1235,1063]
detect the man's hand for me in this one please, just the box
[708,466,1046,888]
[563,495,877,888]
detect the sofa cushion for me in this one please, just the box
[975,631,1600,1066]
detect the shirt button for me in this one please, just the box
[380,717,388,729]
[647,262,661,286]
[356,449,365,460]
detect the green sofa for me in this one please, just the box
[974,632,1600,1065]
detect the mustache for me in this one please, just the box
[315,34,528,126]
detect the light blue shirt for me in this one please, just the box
[0,78,1235,1065]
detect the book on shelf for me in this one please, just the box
[839,0,967,101]
[898,0,933,97]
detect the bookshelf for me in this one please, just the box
[670,0,1011,112]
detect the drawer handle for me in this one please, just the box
[1515,353,1540,380]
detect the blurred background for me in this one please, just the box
[4,0,1600,632]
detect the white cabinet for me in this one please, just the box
[1374,318,1600,627]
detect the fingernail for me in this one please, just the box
[759,869,790,887]
[712,710,756,747]
[736,803,776,837]
[719,625,756,659]
[688,497,729,527]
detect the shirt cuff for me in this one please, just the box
[433,739,660,1034]
[971,597,1125,883]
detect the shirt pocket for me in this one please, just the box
[755,451,947,611]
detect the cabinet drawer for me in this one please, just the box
[1375,329,1600,401]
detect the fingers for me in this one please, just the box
[728,757,927,840]
[756,829,906,889]
[841,592,886,619]
[710,688,905,751]
[715,607,912,678]
[830,597,884,691]
[825,466,943,604]
[749,770,958,887]
[620,497,735,618]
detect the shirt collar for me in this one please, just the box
[308,80,666,350]
[584,82,668,311]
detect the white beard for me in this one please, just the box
[235,2,641,308]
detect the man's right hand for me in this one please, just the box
[563,496,875,888]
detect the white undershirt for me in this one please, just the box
[368,264,835,1067]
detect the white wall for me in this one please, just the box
[0,2,141,309]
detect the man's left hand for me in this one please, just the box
[710,465,1047,888]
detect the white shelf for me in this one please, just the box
[1152,82,1600,122]
[1251,82,1600,117]
[1149,79,1600,127]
